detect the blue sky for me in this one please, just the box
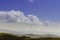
[0,0,60,22]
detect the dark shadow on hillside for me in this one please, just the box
[0,33,60,40]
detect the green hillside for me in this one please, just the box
[0,33,60,40]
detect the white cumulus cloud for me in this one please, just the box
[29,0,34,2]
[28,15,43,24]
[0,10,42,25]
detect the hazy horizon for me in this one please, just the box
[0,22,60,36]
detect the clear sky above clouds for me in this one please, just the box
[0,0,60,22]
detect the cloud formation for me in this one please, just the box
[0,10,60,35]
[0,10,42,25]
[0,9,60,36]
[29,0,34,2]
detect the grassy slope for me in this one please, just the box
[0,33,60,40]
